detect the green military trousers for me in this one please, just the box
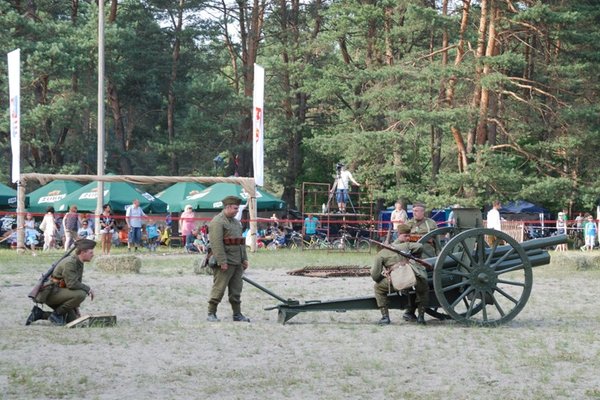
[208,264,244,315]
[374,277,429,310]
[45,287,87,317]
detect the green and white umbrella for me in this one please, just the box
[181,183,286,211]
[26,180,83,213]
[155,182,207,212]
[55,181,168,213]
[0,182,27,210]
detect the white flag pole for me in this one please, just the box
[252,64,265,187]
[8,49,24,250]
[8,49,20,184]
[96,0,105,237]
[251,64,264,252]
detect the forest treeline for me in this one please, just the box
[0,0,598,213]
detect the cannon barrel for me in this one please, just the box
[422,234,567,269]
[507,234,567,252]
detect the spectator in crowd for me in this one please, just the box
[99,204,115,255]
[0,223,18,248]
[390,200,408,240]
[447,204,461,227]
[77,220,94,240]
[555,211,568,251]
[23,212,40,254]
[146,221,160,252]
[118,225,129,247]
[0,213,16,236]
[80,212,94,231]
[573,213,585,248]
[159,225,171,246]
[62,205,80,250]
[303,212,320,241]
[582,214,597,251]
[486,200,503,246]
[39,206,58,251]
[180,205,196,246]
[191,230,208,253]
[126,199,146,252]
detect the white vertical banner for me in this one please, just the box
[252,63,265,187]
[8,49,21,183]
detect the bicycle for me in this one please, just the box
[332,226,371,252]
[288,230,332,250]
[286,231,304,249]
[266,232,287,250]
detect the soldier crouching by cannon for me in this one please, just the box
[26,239,97,326]
[372,224,428,325]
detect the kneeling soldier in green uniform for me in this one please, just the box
[207,196,250,322]
[371,224,429,325]
[27,239,96,326]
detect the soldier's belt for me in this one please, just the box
[223,237,245,245]
[408,234,434,245]
[408,234,422,242]
[51,277,66,288]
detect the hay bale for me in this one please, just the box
[95,255,141,273]
[572,254,600,271]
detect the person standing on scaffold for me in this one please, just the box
[331,162,360,214]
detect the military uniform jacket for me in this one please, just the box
[209,211,248,266]
[408,218,437,235]
[371,241,424,283]
[52,255,90,293]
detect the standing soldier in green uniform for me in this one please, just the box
[26,239,97,326]
[207,196,250,322]
[371,224,428,325]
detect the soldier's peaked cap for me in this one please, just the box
[397,224,411,234]
[75,239,96,250]
[222,195,242,206]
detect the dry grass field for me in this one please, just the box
[1,248,599,400]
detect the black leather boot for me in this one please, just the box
[48,312,66,326]
[378,308,390,325]
[233,313,250,322]
[402,309,417,322]
[417,306,426,325]
[25,305,45,326]
[207,313,220,322]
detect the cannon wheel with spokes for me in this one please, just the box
[432,228,533,326]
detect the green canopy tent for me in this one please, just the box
[26,180,83,213]
[181,182,286,211]
[55,181,168,213]
[155,182,207,212]
[0,182,28,210]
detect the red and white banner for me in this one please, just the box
[252,63,264,187]
[8,49,20,183]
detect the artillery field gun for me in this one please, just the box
[244,208,568,326]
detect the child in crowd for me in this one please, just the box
[146,221,160,252]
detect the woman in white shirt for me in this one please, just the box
[39,206,58,251]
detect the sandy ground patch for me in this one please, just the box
[1,251,599,399]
